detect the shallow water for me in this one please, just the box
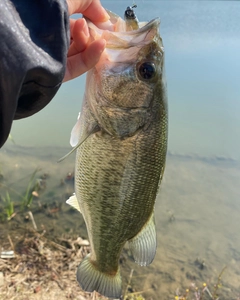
[0,145,239,299]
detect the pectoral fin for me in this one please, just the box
[58,104,99,162]
[58,127,95,162]
[128,212,157,266]
[66,193,81,213]
[70,112,81,147]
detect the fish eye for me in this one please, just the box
[138,62,156,80]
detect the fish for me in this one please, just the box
[66,5,168,299]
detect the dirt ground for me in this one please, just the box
[0,226,97,300]
[0,226,146,300]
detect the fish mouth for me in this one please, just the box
[86,12,160,49]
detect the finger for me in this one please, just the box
[68,18,89,57]
[82,0,109,22]
[69,18,76,34]
[67,0,109,22]
[64,39,106,82]
[69,18,76,45]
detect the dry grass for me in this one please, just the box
[0,227,108,300]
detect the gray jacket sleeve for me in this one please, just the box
[0,0,70,148]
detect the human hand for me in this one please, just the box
[63,0,109,82]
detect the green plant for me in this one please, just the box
[2,191,15,221]
[21,168,41,209]
[0,164,3,183]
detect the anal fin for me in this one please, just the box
[66,193,81,213]
[128,212,157,266]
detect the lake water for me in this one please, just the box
[1,1,240,299]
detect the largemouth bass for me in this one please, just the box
[67,6,168,299]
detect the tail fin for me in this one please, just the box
[76,254,122,299]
